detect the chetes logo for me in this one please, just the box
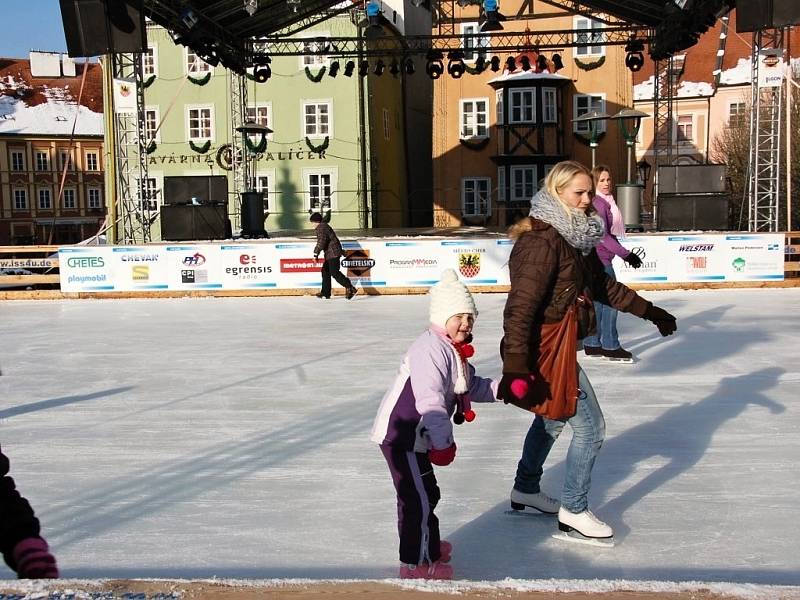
[679,244,714,252]
[458,253,481,278]
[342,249,375,278]
[131,265,149,281]
[732,257,746,272]
[182,253,206,266]
[67,256,105,268]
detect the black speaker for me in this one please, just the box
[241,191,267,238]
[657,195,730,231]
[658,165,727,194]
[737,0,800,32]
[163,175,229,205]
[160,205,227,241]
[59,0,147,57]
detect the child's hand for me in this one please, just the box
[428,443,457,466]
[498,373,536,404]
[12,537,59,579]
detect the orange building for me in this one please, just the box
[432,1,634,228]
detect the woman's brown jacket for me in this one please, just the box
[502,217,651,373]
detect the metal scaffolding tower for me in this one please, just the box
[229,70,250,233]
[111,52,151,244]
[748,28,785,232]
[651,55,680,228]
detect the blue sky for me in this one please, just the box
[0,0,68,58]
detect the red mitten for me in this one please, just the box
[428,443,457,466]
[12,537,59,579]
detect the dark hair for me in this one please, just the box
[309,212,323,223]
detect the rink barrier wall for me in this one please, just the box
[1,231,799,299]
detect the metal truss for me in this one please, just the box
[253,25,651,58]
[748,29,784,232]
[229,71,249,234]
[111,52,151,245]
[651,55,678,227]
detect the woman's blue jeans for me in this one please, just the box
[583,263,620,350]
[513,365,606,514]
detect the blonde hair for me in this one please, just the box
[508,160,593,239]
[591,165,611,188]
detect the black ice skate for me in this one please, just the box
[552,507,615,547]
[601,347,634,363]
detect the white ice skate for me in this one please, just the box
[510,489,559,514]
[552,507,615,547]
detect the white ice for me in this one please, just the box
[1,288,799,596]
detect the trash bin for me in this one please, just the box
[615,183,643,232]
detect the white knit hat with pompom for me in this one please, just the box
[429,269,478,329]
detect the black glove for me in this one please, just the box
[644,304,677,337]
[623,252,643,269]
[497,372,536,405]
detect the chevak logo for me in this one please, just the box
[458,253,481,278]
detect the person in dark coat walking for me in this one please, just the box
[310,212,358,299]
[0,445,59,578]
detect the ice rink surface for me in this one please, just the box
[1,288,799,588]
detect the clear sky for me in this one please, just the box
[0,0,68,58]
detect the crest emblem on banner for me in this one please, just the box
[458,253,480,278]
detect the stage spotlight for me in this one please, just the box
[624,40,645,72]
[253,55,271,83]
[520,55,531,71]
[329,60,340,77]
[552,53,564,71]
[474,55,486,73]
[404,57,416,75]
[490,56,501,72]
[367,1,382,28]
[447,51,465,79]
[536,54,548,71]
[359,59,370,77]
[389,59,400,76]
[479,0,504,32]
[344,60,356,77]
[373,59,386,76]
[505,56,516,72]
[426,50,444,79]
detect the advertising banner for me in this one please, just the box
[60,233,784,293]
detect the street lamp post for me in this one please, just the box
[572,110,609,169]
[610,108,650,182]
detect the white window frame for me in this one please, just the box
[573,94,607,133]
[85,150,99,171]
[62,187,77,209]
[495,89,504,126]
[13,188,27,210]
[10,150,25,171]
[186,48,213,75]
[675,114,694,144]
[728,101,746,126]
[460,98,489,139]
[303,167,337,212]
[139,170,163,211]
[88,186,102,209]
[142,44,158,77]
[462,177,491,217]
[252,168,275,211]
[542,87,557,123]
[300,34,330,69]
[460,22,490,62]
[245,103,273,138]
[58,148,74,172]
[35,150,49,171]
[575,17,605,57]
[509,88,536,124]
[510,166,538,202]
[144,106,161,142]
[302,100,332,138]
[186,105,215,142]
[38,186,52,210]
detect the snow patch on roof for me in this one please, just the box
[719,57,752,85]
[0,93,103,136]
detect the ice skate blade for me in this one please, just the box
[605,357,634,363]
[552,531,615,547]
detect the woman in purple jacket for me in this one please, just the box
[371,269,498,580]
[582,166,643,361]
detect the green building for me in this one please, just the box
[135,10,427,240]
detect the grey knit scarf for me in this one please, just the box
[529,189,605,255]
